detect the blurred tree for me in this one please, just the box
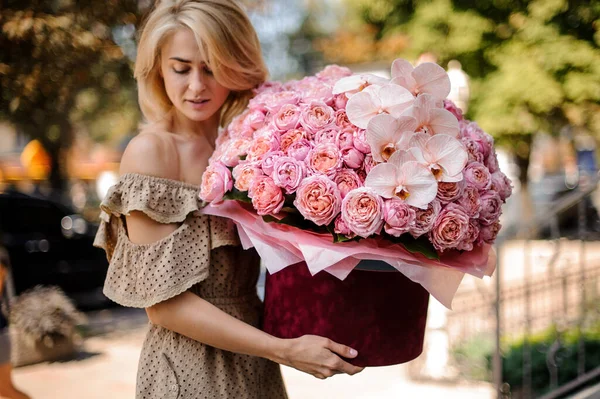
[0,0,141,197]
[324,0,600,187]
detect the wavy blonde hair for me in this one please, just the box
[135,0,268,127]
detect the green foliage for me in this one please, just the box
[338,0,600,147]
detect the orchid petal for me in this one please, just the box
[440,172,463,182]
[429,108,460,137]
[399,161,438,209]
[425,134,468,177]
[364,163,398,198]
[391,59,414,79]
[409,132,430,150]
[379,84,415,117]
[332,75,364,94]
[412,62,451,100]
[387,149,416,168]
[366,114,399,162]
[395,130,415,151]
[346,91,380,129]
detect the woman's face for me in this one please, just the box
[160,29,230,124]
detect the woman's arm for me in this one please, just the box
[121,133,364,379]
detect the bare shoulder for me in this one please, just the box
[119,130,179,179]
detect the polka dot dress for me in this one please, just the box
[94,173,288,399]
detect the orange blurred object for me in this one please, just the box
[20,139,51,179]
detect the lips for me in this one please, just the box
[187,99,209,104]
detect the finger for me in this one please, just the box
[325,340,358,359]
[334,359,364,376]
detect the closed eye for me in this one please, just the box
[173,68,190,75]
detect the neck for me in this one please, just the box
[170,108,220,147]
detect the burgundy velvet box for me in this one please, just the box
[263,262,430,367]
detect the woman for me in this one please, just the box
[93,1,363,397]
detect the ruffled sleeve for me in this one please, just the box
[93,173,236,308]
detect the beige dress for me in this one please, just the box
[94,173,288,399]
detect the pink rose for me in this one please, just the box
[247,135,280,161]
[299,101,335,135]
[486,150,500,174]
[248,176,284,216]
[316,65,353,81]
[264,90,301,113]
[314,127,339,144]
[336,128,355,149]
[464,162,492,191]
[294,175,342,226]
[457,219,480,251]
[333,169,363,198]
[254,81,282,95]
[272,156,306,194]
[478,220,501,244]
[334,214,355,238]
[443,99,464,121]
[334,109,352,129]
[301,81,334,106]
[353,129,371,154]
[461,137,485,163]
[334,94,348,110]
[462,122,493,158]
[410,200,442,238]
[341,147,365,169]
[429,203,470,252]
[273,104,301,131]
[306,143,343,177]
[479,191,502,225]
[457,186,482,218]
[490,171,513,201]
[362,154,376,174]
[383,199,416,237]
[260,151,284,176]
[200,161,233,203]
[232,161,264,192]
[341,187,385,238]
[436,181,465,204]
[243,109,266,130]
[287,139,313,161]
[280,128,306,153]
[220,138,251,167]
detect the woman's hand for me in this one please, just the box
[278,335,364,379]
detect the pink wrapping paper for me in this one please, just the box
[202,201,496,309]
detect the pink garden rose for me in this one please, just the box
[316,65,353,81]
[300,81,334,106]
[314,127,339,145]
[272,156,306,194]
[410,200,442,237]
[341,147,365,169]
[333,169,363,198]
[429,203,470,252]
[306,143,342,176]
[486,150,500,174]
[260,151,284,176]
[334,94,348,110]
[383,199,416,237]
[457,219,480,251]
[219,138,251,167]
[299,101,335,135]
[479,191,503,225]
[478,220,501,244]
[248,176,285,216]
[247,134,280,161]
[263,90,301,113]
[443,99,464,121]
[457,186,482,218]
[232,161,264,192]
[464,162,492,191]
[461,137,485,164]
[362,154,376,174]
[273,104,301,131]
[334,214,355,237]
[490,171,513,201]
[280,129,306,153]
[243,109,266,130]
[353,129,371,154]
[436,181,465,204]
[341,187,385,238]
[286,139,313,161]
[294,175,342,226]
[334,109,352,129]
[336,128,355,149]
[462,122,493,158]
[200,161,233,204]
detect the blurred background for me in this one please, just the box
[1,0,599,398]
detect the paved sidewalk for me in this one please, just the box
[12,308,493,399]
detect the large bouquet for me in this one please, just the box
[200,58,511,308]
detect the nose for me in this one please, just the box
[188,70,206,94]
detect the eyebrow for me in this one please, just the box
[169,57,191,63]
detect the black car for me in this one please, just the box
[0,190,109,308]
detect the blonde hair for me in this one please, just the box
[134,0,268,126]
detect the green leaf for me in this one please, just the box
[222,188,251,203]
[396,234,439,260]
